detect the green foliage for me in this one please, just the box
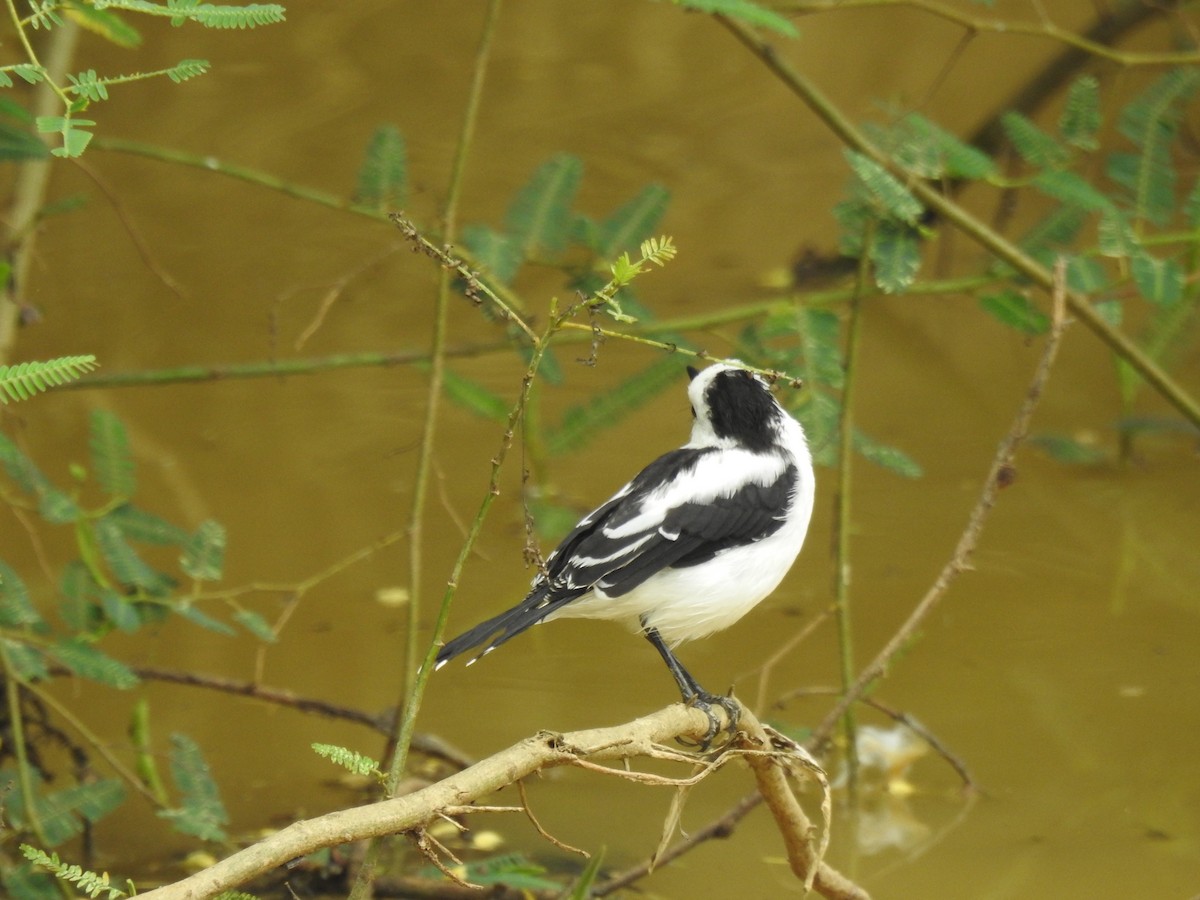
[158,733,229,840]
[668,0,797,37]
[1001,111,1068,168]
[3,2,281,156]
[354,124,408,212]
[181,520,227,581]
[0,355,98,404]
[20,847,126,899]
[89,410,135,498]
[506,154,583,260]
[0,561,44,628]
[311,742,382,777]
[48,637,139,688]
[979,290,1050,335]
[1059,76,1101,150]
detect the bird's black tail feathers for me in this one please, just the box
[434,590,555,670]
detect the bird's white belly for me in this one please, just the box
[546,507,810,645]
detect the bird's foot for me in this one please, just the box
[679,691,741,751]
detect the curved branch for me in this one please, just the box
[131,704,868,900]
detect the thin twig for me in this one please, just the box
[516,779,590,858]
[812,259,1072,746]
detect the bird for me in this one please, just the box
[435,361,816,741]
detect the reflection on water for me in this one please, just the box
[7,1,1199,897]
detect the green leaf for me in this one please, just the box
[1097,208,1138,258]
[1033,169,1113,213]
[439,368,509,421]
[505,154,583,260]
[1064,255,1108,294]
[0,560,44,627]
[47,637,138,688]
[33,780,126,845]
[36,116,95,158]
[1001,111,1068,168]
[159,733,227,841]
[544,357,684,455]
[1059,76,1101,150]
[669,0,797,37]
[844,151,923,224]
[979,290,1050,335]
[94,517,174,593]
[311,743,380,777]
[353,124,407,212]
[0,120,51,162]
[1,862,60,900]
[68,3,144,47]
[853,429,922,478]
[899,113,996,180]
[92,0,285,29]
[105,503,190,545]
[175,602,236,635]
[0,433,79,523]
[59,561,101,632]
[99,588,141,633]
[180,520,226,582]
[165,58,209,83]
[0,355,98,404]
[592,183,671,258]
[66,69,109,102]
[1130,253,1184,306]
[4,640,49,681]
[794,307,844,389]
[233,608,276,642]
[1017,205,1085,255]
[870,221,922,293]
[89,409,135,498]
[1029,434,1109,465]
[1106,150,1175,227]
[461,224,522,284]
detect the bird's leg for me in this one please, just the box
[642,623,740,747]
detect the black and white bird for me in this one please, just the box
[435,362,815,738]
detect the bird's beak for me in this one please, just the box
[686,365,700,382]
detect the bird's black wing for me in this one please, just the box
[435,448,708,667]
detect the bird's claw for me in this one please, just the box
[679,691,741,751]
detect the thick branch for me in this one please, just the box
[132,704,867,900]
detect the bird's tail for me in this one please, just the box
[434,590,554,670]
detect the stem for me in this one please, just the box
[0,16,80,364]
[831,227,871,796]
[0,645,48,845]
[352,4,504,896]
[716,14,1200,430]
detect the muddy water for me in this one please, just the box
[6,1,1199,897]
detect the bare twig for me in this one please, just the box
[812,260,1072,746]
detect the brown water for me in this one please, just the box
[5,2,1199,897]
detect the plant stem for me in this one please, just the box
[0,645,48,845]
[0,17,80,365]
[351,4,504,897]
[831,229,871,797]
[716,14,1200,431]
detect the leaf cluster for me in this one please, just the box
[1,1,284,157]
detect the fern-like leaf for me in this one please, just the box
[0,355,97,404]
[844,151,923,224]
[159,732,228,840]
[869,221,921,293]
[1130,253,1184,307]
[898,113,996,180]
[26,1,65,30]
[1032,169,1113,213]
[20,847,126,899]
[94,516,175,593]
[89,409,136,498]
[36,115,96,157]
[669,0,797,37]
[0,433,80,523]
[1000,111,1068,169]
[354,124,407,212]
[105,503,190,545]
[1059,76,1100,150]
[592,183,671,258]
[92,0,286,29]
[0,559,45,628]
[505,154,583,260]
[545,357,684,455]
[68,4,144,48]
[180,519,226,581]
[66,70,109,102]
[311,743,382,777]
[47,638,139,689]
[979,289,1050,335]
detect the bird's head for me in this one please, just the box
[685,362,784,451]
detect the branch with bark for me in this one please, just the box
[132,704,869,900]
